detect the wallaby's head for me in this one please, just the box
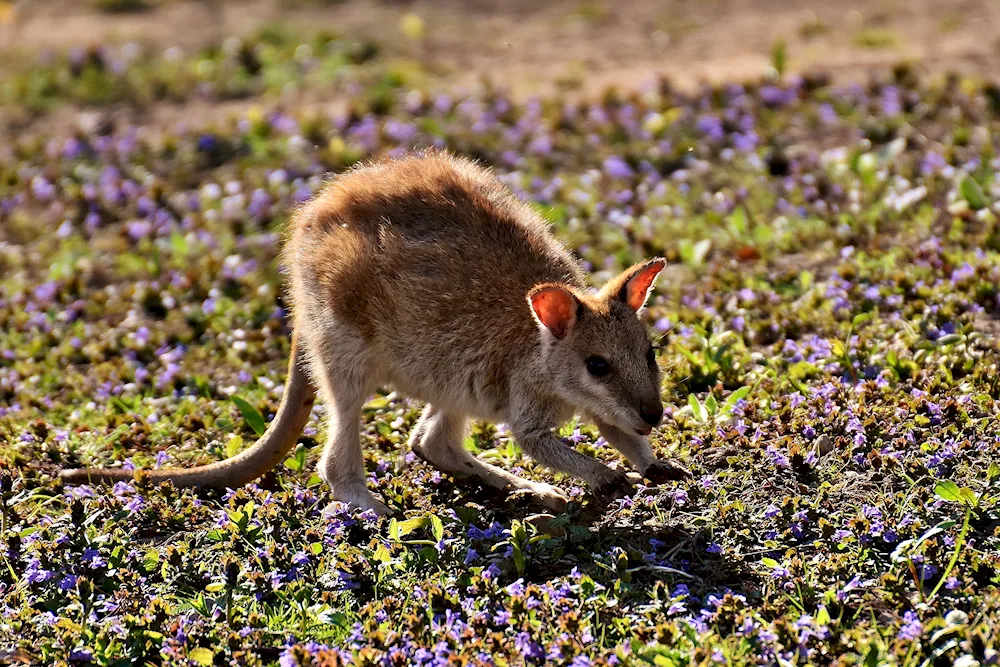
[528,259,666,435]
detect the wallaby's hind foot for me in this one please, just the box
[506,481,569,514]
[321,487,393,517]
[409,405,569,513]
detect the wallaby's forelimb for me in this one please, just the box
[409,405,569,513]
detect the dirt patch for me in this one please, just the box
[2,0,999,137]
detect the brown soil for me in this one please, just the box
[2,0,999,133]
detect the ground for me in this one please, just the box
[3,0,1000,136]
[2,1,1000,666]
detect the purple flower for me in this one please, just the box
[898,611,922,641]
[514,632,545,660]
[68,649,93,663]
[603,156,634,180]
[25,559,55,584]
[124,496,145,513]
[696,115,725,141]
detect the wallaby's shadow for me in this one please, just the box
[411,470,757,599]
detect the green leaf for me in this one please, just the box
[512,543,526,576]
[891,520,956,563]
[761,557,779,568]
[511,520,527,543]
[688,394,706,422]
[723,386,751,412]
[676,345,702,368]
[430,514,444,542]
[988,463,1000,481]
[397,516,429,537]
[374,542,392,563]
[232,395,266,436]
[960,174,988,210]
[388,518,400,541]
[169,230,189,257]
[890,538,916,563]
[771,38,786,77]
[364,396,392,412]
[317,609,350,627]
[935,334,962,347]
[692,239,711,266]
[225,435,244,459]
[935,481,963,503]
[704,394,718,416]
[654,654,676,667]
[55,618,84,633]
[851,312,871,328]
[856,152,878,188]
[729,206,748,235]
[188,647,214,666]
[284,444,307,472]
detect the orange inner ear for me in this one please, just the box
[530,287,578,339]
[625,260,666,311]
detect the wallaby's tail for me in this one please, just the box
[60,334,315,488]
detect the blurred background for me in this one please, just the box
[3,0,1000,139]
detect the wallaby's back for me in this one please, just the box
[286,152,585,415]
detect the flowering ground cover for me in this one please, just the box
[3,24,1000,667]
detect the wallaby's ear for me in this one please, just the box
[528,284,580,339]
[602,258,666,312]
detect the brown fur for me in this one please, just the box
[61,151,689,514]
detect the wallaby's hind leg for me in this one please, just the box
[410,405,569,513]
[309,326,392,517]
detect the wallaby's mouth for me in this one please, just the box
[635,424,653,436]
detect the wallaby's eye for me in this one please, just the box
[646,346,656,366]
[585,356,611,377]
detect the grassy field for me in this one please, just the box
[3,11,1000,667]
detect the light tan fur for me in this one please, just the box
[61,151,689,514]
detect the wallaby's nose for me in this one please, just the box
[640,405,663,427]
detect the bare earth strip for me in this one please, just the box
[2,0,999,138]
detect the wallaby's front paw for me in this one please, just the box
[643,458,692,485]
[592,469,634,506]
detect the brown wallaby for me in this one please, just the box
[61,151,690,515]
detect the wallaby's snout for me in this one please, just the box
[632,382,664,434]
[639,402,663,428]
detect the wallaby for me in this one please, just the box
[61,151,690,515]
